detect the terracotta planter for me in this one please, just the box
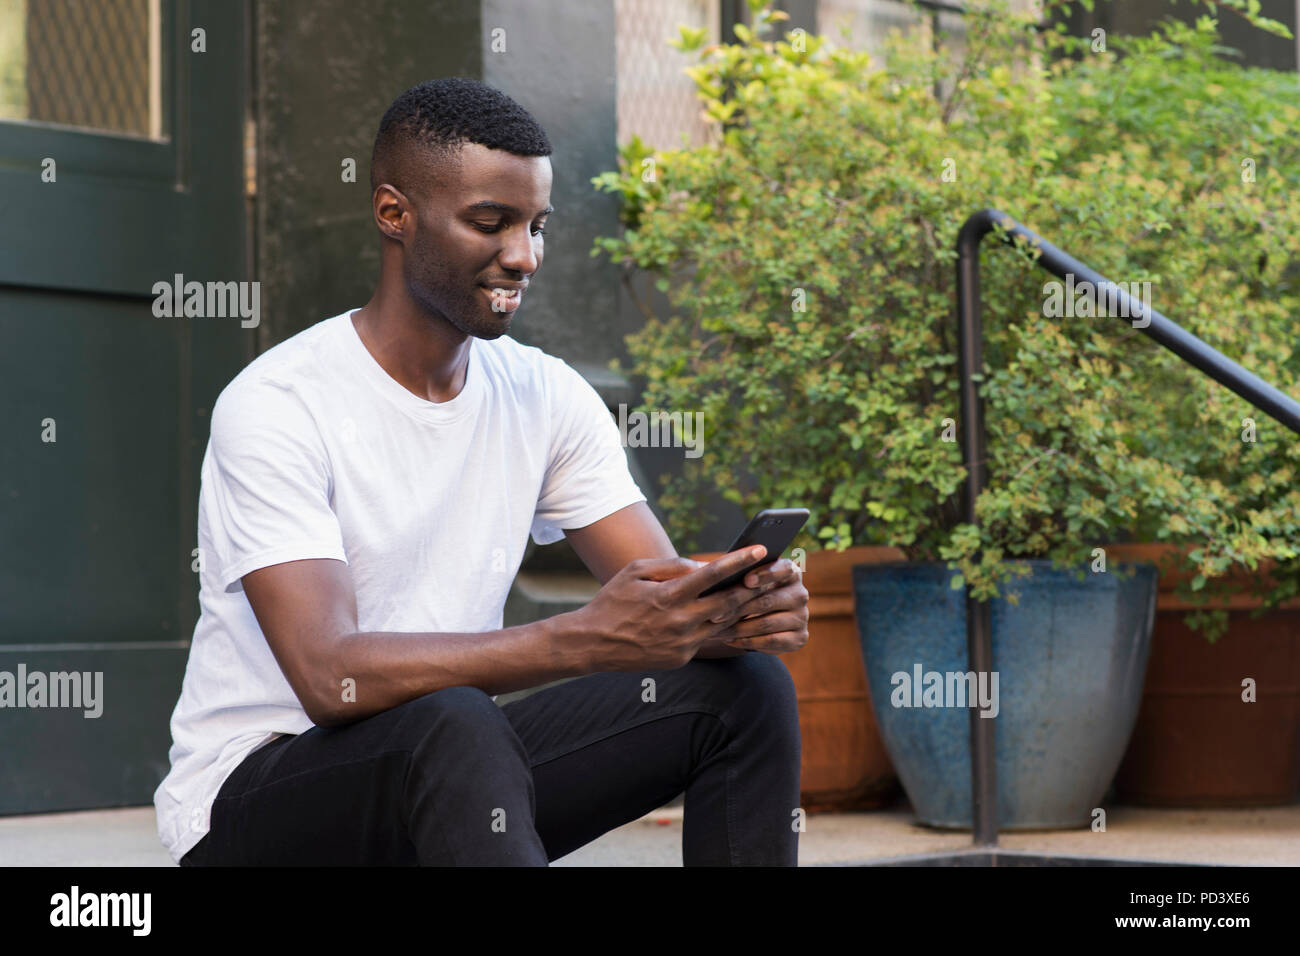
[1108,543,1300,806]
[692,545,902,811]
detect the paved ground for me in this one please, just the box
[2,800,1296,866]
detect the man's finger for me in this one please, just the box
[743,558,800,590]
[671,545,768,599]
[726,635,799,651]
[629,557,707,582]
[724,630,806,654]
[731,578,806,620]
[723,606,807,640]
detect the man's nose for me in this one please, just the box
[498,226,540,276]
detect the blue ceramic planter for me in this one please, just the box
[852,560,1157,829]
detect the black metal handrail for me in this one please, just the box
[955,207,1300,846]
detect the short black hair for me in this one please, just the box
[369,77,552,198]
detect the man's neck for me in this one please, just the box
[351,295,472,404]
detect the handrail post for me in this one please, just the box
[952,207,1300,850]
[956,209,1001,848]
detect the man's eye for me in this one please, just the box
[472,222,547,236]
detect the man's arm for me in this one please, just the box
[242,546,774,728]
[562,501,677,585]
[242,558,589,726]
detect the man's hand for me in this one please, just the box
[572,547,810,671]
[709,558,809,655]
[574,546,769,670]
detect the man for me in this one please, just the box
[155,77,808,867]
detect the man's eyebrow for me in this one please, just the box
[464,201,554,217]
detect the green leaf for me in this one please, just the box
[669,25,710,53]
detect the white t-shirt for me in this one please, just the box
[154,309,646,863]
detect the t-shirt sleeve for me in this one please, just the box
[201,378,348,593]
[530,359,647,546]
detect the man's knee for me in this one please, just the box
[738,649,798,694]
[388,685,515,750]
[687,652,799,721]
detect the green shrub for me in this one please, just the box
[591,0,1300,638]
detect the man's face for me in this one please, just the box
[402,141,552,340]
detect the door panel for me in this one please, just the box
[0,0,249,813]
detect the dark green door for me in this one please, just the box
[0,0,249,812]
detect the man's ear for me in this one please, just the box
[373,183,411,242]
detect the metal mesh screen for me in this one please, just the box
[615,0,721,150]
[0,0,164,139]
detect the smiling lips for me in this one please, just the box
[481,285,524,313]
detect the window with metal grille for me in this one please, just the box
[0,0,165,140]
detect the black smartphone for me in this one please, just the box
[698,508,811,597]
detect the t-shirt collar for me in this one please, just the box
[337,309,485,424]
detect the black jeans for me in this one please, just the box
[179,652,801,866]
